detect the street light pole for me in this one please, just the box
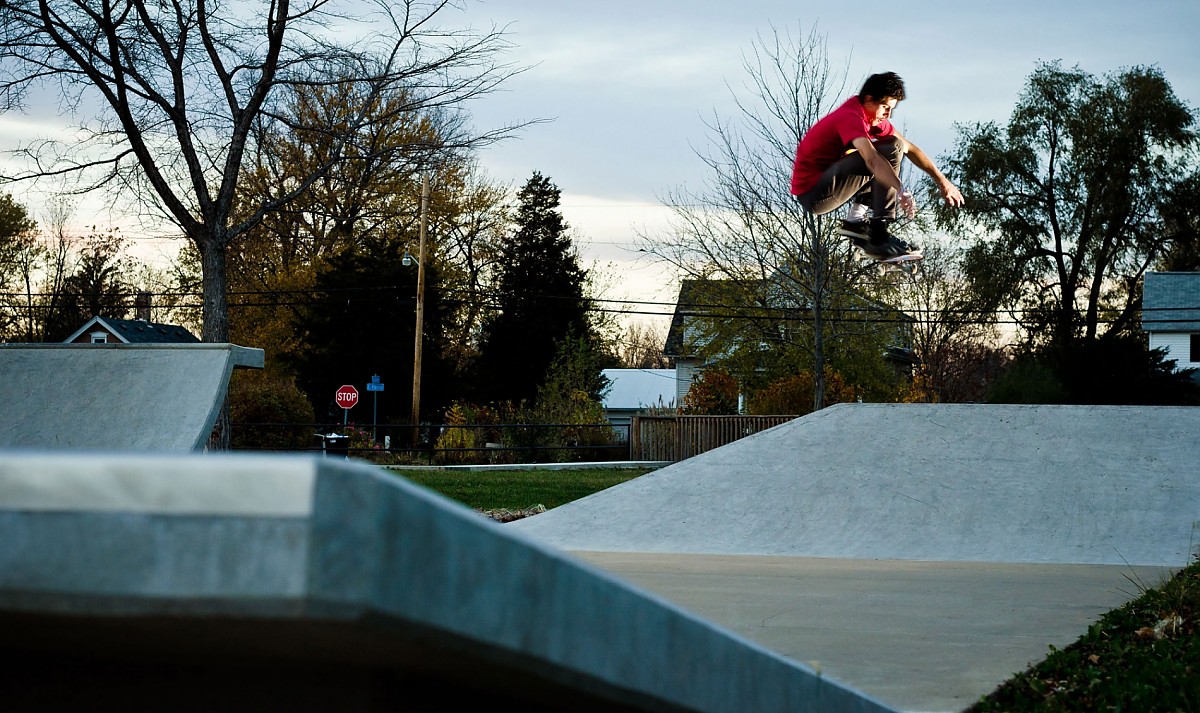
[411,172,430,444]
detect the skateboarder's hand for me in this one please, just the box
[899,191,916,219]
[939,180,964,208]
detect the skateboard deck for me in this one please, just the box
[849,236,924,268]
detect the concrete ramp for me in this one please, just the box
[0,343,263,452]
[509,404,1200,566]
[0,452,891,713]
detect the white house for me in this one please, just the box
[1143,271,1200,376]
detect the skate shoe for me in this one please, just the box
[863,218,918,258]
[839,219,869,241]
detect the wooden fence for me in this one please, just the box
[630,415,799,462]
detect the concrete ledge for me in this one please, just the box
[0,452,893,712]
[0,343,264,452]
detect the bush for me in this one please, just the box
[746,368,856,415]
[229,370,315,450]
[682,367,740,414]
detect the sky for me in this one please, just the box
[2,0,1198,330]
[447,0,1200,321]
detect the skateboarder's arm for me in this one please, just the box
[850,136,905,195]
[850,135,916,217]
[896,134,965,208]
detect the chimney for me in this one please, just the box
[135,291,152,322]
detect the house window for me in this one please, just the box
[1191,334,1200,363]
[90,332,108,344]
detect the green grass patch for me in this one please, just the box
[968,557,1200,712]
[387,466,655,511]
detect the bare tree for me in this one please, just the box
[617,318,671,369]
[642,24,892,410]
[0,0,526,345]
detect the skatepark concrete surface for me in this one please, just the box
[508,403,1199,711]
[2,403,1196,711]
[0,343,263,451]
[0,451,890,713]
[508,404,1199,566]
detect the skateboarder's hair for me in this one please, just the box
[859,72,906,103]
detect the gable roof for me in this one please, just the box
[663,280,751,358]
[1143,271,1200,332]
[64,316,201,344]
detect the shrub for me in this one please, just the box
[746,368,855,415]
[682,367,740,414]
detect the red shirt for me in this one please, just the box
[790,96,895,195]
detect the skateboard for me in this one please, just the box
[849,237,923,273]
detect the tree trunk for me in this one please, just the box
[199,233,232,451]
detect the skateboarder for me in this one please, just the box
[790,72,964,259]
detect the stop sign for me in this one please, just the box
[335,384,359,409]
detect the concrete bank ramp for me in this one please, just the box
[0,452,892,713]
[509,404,1200,566]
[0,343,263,452]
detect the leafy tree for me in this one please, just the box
[225,82,512,394]
[475,172,600,405]
[0,193,37,339]
[987,336,1199,405]
[534,333,613,414]
[528,335,616,461]
[41,231,135,341]
[0,0,523,345]
[288,235,453,425]
[0,1,526,447]
[934,61,1198,347]
[1155,171,1200,271]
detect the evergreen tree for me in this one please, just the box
[475,172,596,405]
[288,236,453,424]
[42,233,133,342]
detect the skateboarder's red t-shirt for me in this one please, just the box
[790,96,895,196]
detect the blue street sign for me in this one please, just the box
[367,382,385,392]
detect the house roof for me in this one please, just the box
[1143,272,1200,332]
[64,316,201,344]
[601,369,677,410]
[663,280,747,358]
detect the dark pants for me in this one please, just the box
[794,136,904,219]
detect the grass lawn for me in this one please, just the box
[387,465,655,512]
[967,557,1200,711]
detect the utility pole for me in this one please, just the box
[411,172,430,444]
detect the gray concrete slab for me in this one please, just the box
[0,451,892,713]
[574,553,1172,713]
[509,404,1200,566]
[0,343,264,452]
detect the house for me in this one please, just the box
[663,278,915,403]
[1143,271,1200,377]
[600,368,677,429]
[64,315,200,345]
